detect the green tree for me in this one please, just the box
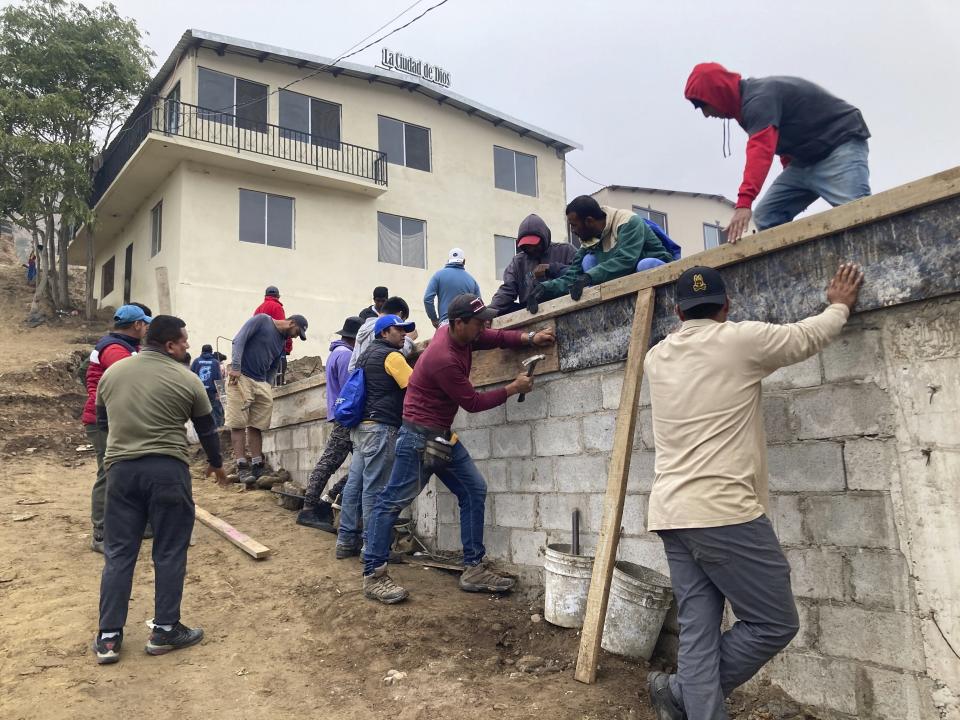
[0,0,152,318]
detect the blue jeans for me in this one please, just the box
[753,138,870,230]
[582,254,665,273]
[337,422,397,548]
[363,426,487,575]
[209,393,224,428]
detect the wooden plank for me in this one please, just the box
[194,506,271,559]
[575,288,655,684]
[469,318,559,387]
[495,166,960,330]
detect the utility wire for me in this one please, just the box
[565,159,606,187]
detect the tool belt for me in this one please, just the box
[402,420,455,477]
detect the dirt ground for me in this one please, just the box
[0,258,805,720]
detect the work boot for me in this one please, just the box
[93,630,123,664]
[235,461,253,485]
[459,561,516,593]
[647,671,686,720]
[363,564,409,604]
[145,622,204,655]
[295,503,336,533]
[335,543,361,560]
[91,529,104,554]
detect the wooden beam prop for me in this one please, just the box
[195,506,271,559]
[469,318,559,387]
[575,288,655,684]
[495,166,960,330]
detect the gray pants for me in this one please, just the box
[99,455,194,631]
[658,516,799,720]
[85,423,108,535]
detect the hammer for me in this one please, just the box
[518,354,545,403]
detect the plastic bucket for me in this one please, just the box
[543,543,595,628]
[601,560,673,660]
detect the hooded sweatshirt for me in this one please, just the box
[423,263,481,324]
[684,63,870,209]
[489,214,578,313]
[325,339,353,421]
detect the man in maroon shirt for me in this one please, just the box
[361,294,555,604]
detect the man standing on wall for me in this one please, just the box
[685,63,871,242]
[253,286,293,386]
[361,294,555,604]
[81,303,153,553]
[644,263,863,720]
[359,286,389,321]
[296,315,363,532]
[423,248,481,328]
[227,312,308,486]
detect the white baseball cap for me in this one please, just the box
[448,248,466,264]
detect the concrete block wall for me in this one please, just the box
[261,417,332,488]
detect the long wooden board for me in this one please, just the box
[195,506,271,559]
[469,318,559,387]
[574,288,655,684]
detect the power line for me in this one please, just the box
[566,159,606,187]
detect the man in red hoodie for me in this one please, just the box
[685,63,870,242]
[254,286,293,385]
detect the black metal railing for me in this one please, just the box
[91,97,388,206]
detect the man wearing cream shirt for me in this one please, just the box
[644,263,863,720]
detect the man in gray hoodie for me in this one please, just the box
[489,214,577,316]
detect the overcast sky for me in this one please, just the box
[82,0,960,215]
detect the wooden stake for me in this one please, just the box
[574,288,655,684]
[194,506,271,559]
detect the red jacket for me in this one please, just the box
[254,296,293,355]
[81,333,140,425]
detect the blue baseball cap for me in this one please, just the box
[374,314,415,337]
[114,305,153,325]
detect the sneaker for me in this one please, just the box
[335,543,361,560]
[93,630,123,664]
[145,622,204,656]
[459,561,516,594]
[647,671,686,720]
[235,462,253,485]
[91,531,104,554]
[363,564,409,604]
[295,503,336,533]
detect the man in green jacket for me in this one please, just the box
[527,196,674,313]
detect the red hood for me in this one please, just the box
[684,62,743,120]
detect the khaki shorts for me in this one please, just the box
[225,375,274,431]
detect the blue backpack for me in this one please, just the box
[643,218,682,261]
[333,367,366,428]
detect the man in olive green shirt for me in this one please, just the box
[94,315,227,665]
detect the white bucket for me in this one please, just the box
[601,560,673,660]
[543,543,595,628]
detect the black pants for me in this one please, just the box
[99,455,194,631]
[303,422,353,506]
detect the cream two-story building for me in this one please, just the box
[69,30,578,358]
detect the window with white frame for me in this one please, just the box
[494,146,537,196]
[494,235,517,280]
[703,223,727,250]
[278,89,341,149]
[197,67,268,131]
[377,212,426,269]
[378,116,431,171]
[633,206,668,232]
[239,189,294,249]
[150,201,162,257]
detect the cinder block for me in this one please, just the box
[822,328,883,383]
[763,395,798,443]
[804,493,899,549]
[274,428,293,451]
[537,493,592,531]
[533,419,582,456]
[601,370,624,410]
[261,433,276,454]
[506,388,547,422]
[298,449,316,472]
[482,526,511,563]
[437,491,459,524]
[768,442,845,491]
[860,665,938,720]
[847,549,912,610]
[291,425,310,449]
[770,494,805,544]
[615,537,669,575]
[494,493,536,528]
[475,460,508,493]
[456,428,491,460]
[620,494,649,537]
[793,383,895,439]
[819,606,925,671]
[462,404,506,428]
[490,424,532,458]
[762,651,858,716]
[785,547,844,601]
[633,407,655,450]
[790,601,819,651]
[555,454,608,493]
[581,412,617,452]
[437,522,460,552]
[548,376,601,417]
[844,438,899,491]
[762,354,822,390]
[626,451,657,492]
[510,529,547,566]
[507,458,554,493]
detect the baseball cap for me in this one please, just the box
[446,294,497,322]
[448,248,466,264]
[374,314,416,337]
[517,234,542,248]
[114,304,153,325]
[675,266,727,311]
[287,314,309,340]
[265,285,280,298]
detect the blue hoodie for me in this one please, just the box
[423,263,481,324]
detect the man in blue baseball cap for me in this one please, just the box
[334,314,415,560]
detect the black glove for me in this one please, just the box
[570,273,592,301]
[526,284,545,314]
